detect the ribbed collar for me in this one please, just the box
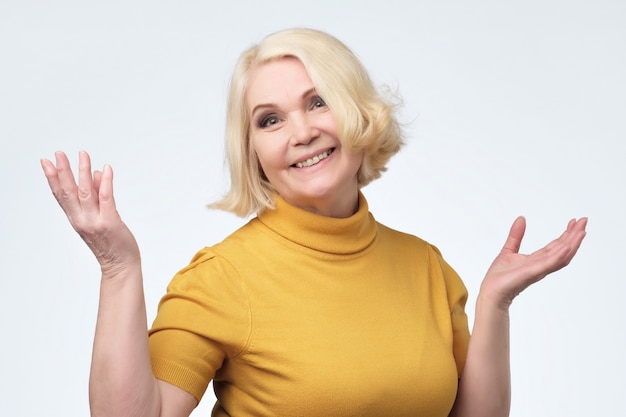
[257,192,378,255]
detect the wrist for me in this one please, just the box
[100,258,142,281]
[476,286,513,315]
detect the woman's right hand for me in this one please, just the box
[41,151,140,277]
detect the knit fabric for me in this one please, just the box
[149,193,470,416]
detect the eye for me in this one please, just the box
[259,114,280,128]
[310,95,327,109]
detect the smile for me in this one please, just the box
[294,149,335,168]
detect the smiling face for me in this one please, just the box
[246,57,364,218]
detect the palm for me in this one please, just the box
[481,216,587,309]
[41,151,140,274]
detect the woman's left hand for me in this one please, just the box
[480,216,588,310]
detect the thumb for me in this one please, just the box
[501,216,526,255]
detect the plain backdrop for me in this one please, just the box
[1,1,624,416]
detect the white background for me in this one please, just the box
[1,1,624,416]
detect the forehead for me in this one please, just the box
[245,57,315,108]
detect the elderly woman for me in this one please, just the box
[41,28,587,417]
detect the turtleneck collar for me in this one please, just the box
[257,192,378,255]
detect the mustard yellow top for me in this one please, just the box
[149,193,470,416]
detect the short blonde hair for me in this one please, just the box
[211,28,404,217]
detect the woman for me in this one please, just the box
[41,28,587,417]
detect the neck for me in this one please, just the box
[282,191,360,219]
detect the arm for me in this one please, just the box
[449,216,587,417]
[41,151,197,417]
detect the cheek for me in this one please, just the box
[348,152,365,181]
[251,137,280,178]
[252,143,271,169]
[350,151,365,170]
[320,114,339,137]
[253,133,287,165]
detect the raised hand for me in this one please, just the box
[480,216,588,310]
[41,151,140,277]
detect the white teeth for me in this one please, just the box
[295,150,332,168]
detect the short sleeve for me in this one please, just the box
[148,248,252,402]
[430,245,470,377]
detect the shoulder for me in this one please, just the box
[169,218,267,285]
[376,221,437,253]
[375,221,461,277]
[180,219,263,267]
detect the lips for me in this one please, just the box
[293,148,335,168]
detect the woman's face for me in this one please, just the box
[246,57,363,218]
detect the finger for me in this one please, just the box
[545,217,588,254]
[529,218,588,273]
[98,164,118,220]
[573,217,588,233]
[501,216,526,254]
[563,218,588,258]
[49,151,81,214]
[41,157,67,212]
[77,151,99,210]
[93,170,102,194]
[529,242,571,275]
[567,218,577,232]
[41,157,60,189]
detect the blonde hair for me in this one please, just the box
[211,28,404,217]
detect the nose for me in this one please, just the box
[289,112,319,145]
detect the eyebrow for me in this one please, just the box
[250,87,318,118]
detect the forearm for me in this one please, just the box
[89,264,160,417]
[41,152,193,416]
[449,295,511,417]
[450,216,587,417]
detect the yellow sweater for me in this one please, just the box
[149,193,470,416]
